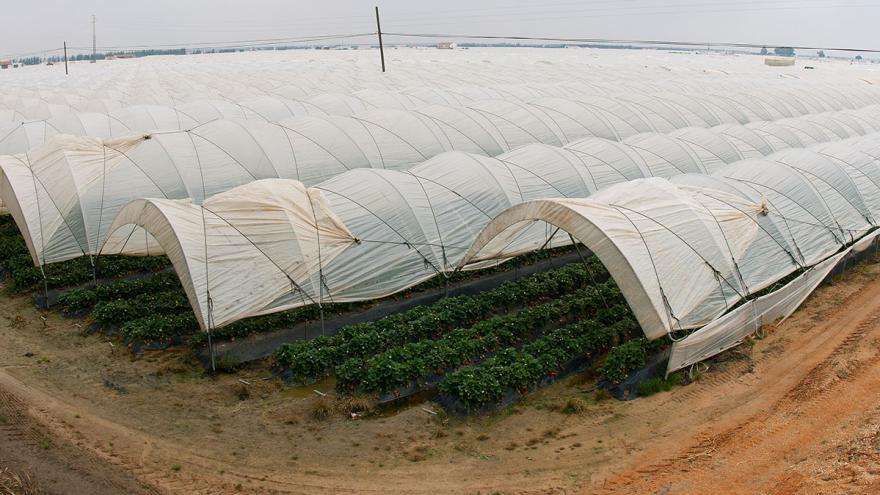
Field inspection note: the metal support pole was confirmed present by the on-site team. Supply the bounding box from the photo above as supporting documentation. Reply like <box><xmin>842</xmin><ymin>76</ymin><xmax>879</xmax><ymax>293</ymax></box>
<box><xmin>63</xmin><ymin>42</ymin><xmax>68</xmax><ymax>75</ymax></box>
<box><xmin>375</xmin><ymin>6</ymin><xmax>386</xmax><ymax>72</ymax></box>
<box><xmin>207</xmin><ymin>296</ymin><xmax>216</xmax><ymax>373</ymax></box>
<box><xmin>90</xmin><ymin>256</ymin><xmax>97</xmax><ymax>286</ymax></box>
<box><xmin>569</xmin><ymin>234</ymin><xmax>608</xmax><ymax>309</ymax></box>
<box><xmin>207</xmin><ymin>330</ymin><xmax>216</xmax><ymax>373</ymax></box>
<box><xmin>91</xmin><ymin>15</ymin><xmax>97</xmax><ymax>63</ymax></box>
<box><xmin>40</xmin><ymin>266</ymin><xmax>49</xmax><ymax>310</ymax></box>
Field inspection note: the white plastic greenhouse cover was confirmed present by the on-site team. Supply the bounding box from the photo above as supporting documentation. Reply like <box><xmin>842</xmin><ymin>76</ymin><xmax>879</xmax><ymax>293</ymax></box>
<box><xmin>4</xmin><ymin>48</ymin><xmax>880</xmax><ymax>337</ymax></box>
<box><xmin>6</xmin><ymin>48</ymin><xmax>880</xmax><ymax>123</ymax></box>
<box><xmin>6</xmin><ymin>77</ymin><xmax>878</xmax><ymax>156</ymax></box>
<box><xmin>462</xmin><ymin>136</ymin><xmax>880</xmax><ymax>343</ymax></box>
<box><xmin>99</xmin><ymin>123</ymin><xmax>880</xmax><ymax>331</ymax></box>
<box><xmin>665</xmin><ymin>247</ymin><xmax>850</xmax><ymax>374</ymax></box>
<box><xmin>6</xmin><ymin>96</ymin><xmax>878</xmax><ymax>267</ymax></box>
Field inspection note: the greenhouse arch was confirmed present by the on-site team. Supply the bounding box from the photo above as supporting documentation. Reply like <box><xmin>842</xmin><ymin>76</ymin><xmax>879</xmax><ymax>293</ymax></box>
<box><xmin>458</xmin><ymin>198</ymin><xmax>671</xmax><ymax>339</ymax></box>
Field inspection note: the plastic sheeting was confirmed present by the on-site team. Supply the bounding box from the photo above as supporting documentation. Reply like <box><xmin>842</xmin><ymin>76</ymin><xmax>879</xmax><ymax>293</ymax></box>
<box><xmin>4</xmin><ymin>48</ymin><xmax>880</xmax><ymax>125</ymax></box>
<box><xmin>7</xmin><ymin>108</ymin><xmax>878</xmax><ymax>267</ymax></box>
<box><xmin>102</xmin><ymin>180</ymin><xmax>355</xmax><ymax>330</ymax></box>
<box><xmin>99</xmin><ymin>129</ymin><xmax>880</xmax><ymax>331</ymax></box>
<box><xmin>664</xmin><ymin>231</ymin><xmax>879</xmax><ymax>374</ymax></box>
<box><xmin>5</xmin><ymin>85</ymin><xmax>878</xmax><ymax>157</ymax></box>
<box><xmin>462</xmin><ymin>135</ymin><xmax>880</xmax><ymax>340</ymax></box>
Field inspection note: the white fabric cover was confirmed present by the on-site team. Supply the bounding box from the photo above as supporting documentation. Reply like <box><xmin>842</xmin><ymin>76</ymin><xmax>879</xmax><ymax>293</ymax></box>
<box><xmin>462</xmin><ymin>135</ymin><xmax>880</xmax><ymax>339</ymax></box>
<box><xmin>6</xmin><ymin>108</ymin><xmax>877</xmax><ymax>267</ymax></box>
<box><xmin>666</xmin><ymin>247</ymin><xmax>850</xmax><ymax>374</ymax></box>
<box><xmin>99</xmin><ymin>130</ymin><xmax>880</xmax><ymax>331</ymax></box>
<box><xmin>102</xmin><ymin>180</ymin><xmax>354</xmax><ymax>329</ymax></box>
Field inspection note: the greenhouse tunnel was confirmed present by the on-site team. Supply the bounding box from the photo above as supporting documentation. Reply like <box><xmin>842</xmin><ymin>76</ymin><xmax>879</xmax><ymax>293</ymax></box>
<box><xmin>3</xmin><ymin>104</ymin><xmax>879</xmax><ymax>269</ymax></box>
<box><xmin>460</xmin><ymin>137</ymin><xmax>880</xmax><ymax>369</ymax></box>
<box><xmin>95</xmin><ymin>127</ymin><xmax>880</xmax><ymax>334</ymax></box>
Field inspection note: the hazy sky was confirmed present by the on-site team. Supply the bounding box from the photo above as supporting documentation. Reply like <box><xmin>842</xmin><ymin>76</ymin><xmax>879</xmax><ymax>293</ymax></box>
<box><xmin>2</xmin><ymin>0</ymin><xmax>877</xmax><ymax>57</ymax></box>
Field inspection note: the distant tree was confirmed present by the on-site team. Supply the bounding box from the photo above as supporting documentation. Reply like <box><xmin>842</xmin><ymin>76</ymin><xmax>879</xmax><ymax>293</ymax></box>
<box><xmin>817</xmin><ymin>50</ymin><xmax>825</xmax><ymax>58</ymax></box>
<box><xmin>760</xmin><ymin>47</ymin><xmax>768</xmax><ymax>55</ymax></box>
<box><xmin>855</xmin><ymin>55</ymin><xmax>864</xmax><ymax>61</ymax></box>
<box><xmin>15</xmin><ymin>56</ymin><xmax>42</xmax><ymax>66</ymax></box>
<box><xmin>774</xmin><ymin>46</ymin><xmax>795</xmax><ymax>57</ymax></box>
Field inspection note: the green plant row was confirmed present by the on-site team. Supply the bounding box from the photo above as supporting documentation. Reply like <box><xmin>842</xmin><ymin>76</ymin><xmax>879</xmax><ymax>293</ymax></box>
<box><xmin>0</xmin><ymin>215</ymin><xmax>172</xmax><ymax>291</ymax></box>
<box><xmin>3</xmin><ymin>252</ymin><xmax>170</xmax><ymax>291</ymax></box>
<box><xmin>118</xmin><ymin>302</ymin><xmax>366</xmax><ymax>345</ymax></box>
<box><xmin>334</xmin><ymin>283</ymin><xmax>624</xmax><ymax>395</ymax></box>
<box><xmin>599</xmin><ymin>337</ymin><xmax>667</xmax><ymax>384</ymax></box>
<box><xmin>0</xmin><ymin>215</ymin><xmax>20</xmax><ymax>237</ymax></box>
<box><xmin>93</xmin><ymin>290</ymin><xmax>192</xmax><ymax>327</ymax></box>
<box><xmin>119</xmin><ymin>312</ymin><xmax>198</xmax><ymax>342</ymax></box>
<box><xmin>187</xmin><ymin>304</ymin><xmax>344</xmax><ymax>346</ymax></box>
<box><xmin>274</xmin><ymin>259</ymin><xmax>610</xmax><ymax>379</ymax></box>
<box><xmin>77</xmin><ymin>246</ymin><xmax>593</xmax><ymax>344</ymax></box>
<box><xmin>438</xmin><ymin>310</ymin><xmax>636</xmax><ymax>408</ymax></box>
<box><xmin>57</xmin><ymin>271</ymin><xmax>183</xmax><ymax>313</ymax></box>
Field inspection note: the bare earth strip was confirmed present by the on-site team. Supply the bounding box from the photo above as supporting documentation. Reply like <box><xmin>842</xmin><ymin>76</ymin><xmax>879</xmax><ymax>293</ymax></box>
<box><xmin>1</xmin><ymin>258</ymin><xmax>879</xmax><ymax>494</ymax></box>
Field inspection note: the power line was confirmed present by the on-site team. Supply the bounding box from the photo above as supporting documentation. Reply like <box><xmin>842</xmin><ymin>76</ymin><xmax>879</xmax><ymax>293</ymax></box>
<box><xmin>82</xmin><ymin>32</ymin><xmax>375</xmax><ymax>51</ymax></box>
<box><xmin>377</xmin><ymin>0</ymin><xmax>874</xmax><ymax>23</ymax></box>
<box><xmin>383</xmin><ymin>32</ymin><xmax>880</xmax><ymax>53</ymax></box>
<box><xmin>3</xmin><ymin>28</ymin><xmax>879</xmax><ymax>62</ymax></box>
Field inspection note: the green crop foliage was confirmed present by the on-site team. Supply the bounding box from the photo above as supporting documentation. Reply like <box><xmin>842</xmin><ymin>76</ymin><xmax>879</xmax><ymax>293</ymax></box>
<box><xmin>119</xmin><ymin>312</ymin><xmax>198</xmax><ymax>342</ymax></box>
<box><xmin>275</xmin><ymin>259</ymin><xmax>611</xmax><ymax>380</ymax></box>
<box><xmin>335</xmin><ymin>284</ymin><xmax>626</xmax><ymax>395</ymax></box>
<box><xmin>439</xmin><ymin>312</ymin><xmax>636</xmax><ymax>408</ymax></box>
<box><xmin>636</xmin><ymin>372</ymin><xmax>683</xmax><ymax>397</ymax></box>
<box><xmin>0</xmin><ymin>215</ymin><xmax>171</xmax><ymax>291</ymax></box>
<box><xmin>599</xmin><ymin>337</ymin><xmax>667</xmax><ymax>384</ymax></box>
<box><xmin>93</xmin><ymin>290</ymin><xmax>191</xmax><ymax>327</ymax></box>
<box><xmin>57</xmin><ymin>271</ymin><xmax>183</xmax><ymax>313</ymax></box>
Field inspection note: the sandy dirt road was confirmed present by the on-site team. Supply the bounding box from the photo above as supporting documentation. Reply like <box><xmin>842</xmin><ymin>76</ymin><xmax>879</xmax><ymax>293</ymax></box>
<box><xmin>1</xmin><ymin>258</ymin><xmax>879</xmax><ymax>494</ymax></box>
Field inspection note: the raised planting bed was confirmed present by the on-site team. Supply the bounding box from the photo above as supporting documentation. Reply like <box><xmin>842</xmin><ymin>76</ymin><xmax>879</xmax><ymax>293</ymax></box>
<box><xmin>45</xmin><ymin>235</ymin><xmax>591</xmax><ymax>359</ymax></box>
<box><xmin>0</xmin><ymin>215</ymin><xmax>168</xmax><ymax>294</ymax></box>
<box><xmin>56</xmin><ymin>271</ymin><xmax>184</xmax><ymax>314</ymax></box>
<box><xmin>207</xmin><ymin>246</ymin><xmax>598</xmax><ymax>366</ymax></box>
<box><xmin>333</xmin><ymin>282</ymin><xmax>624</xmax><ymax>395</ymax></box>
<box><xmin>437</xmin><ymin>312</ymin><xmax>637</xmax><ymax>413</ymax></box>
<box><xmin>275</xmin><ymin>258</ymin><xmax>611</xmax><ymax>381</ymax></box>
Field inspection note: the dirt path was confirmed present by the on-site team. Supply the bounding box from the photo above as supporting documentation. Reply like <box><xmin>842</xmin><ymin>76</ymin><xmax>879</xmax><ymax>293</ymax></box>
<box><xmin>593</xmin><ymin>263</ymin><xmax>880</xmax><ymax>494</ymax></box>
<box><xmin>1</xmin><ymin>259</ymin><xmax>879</xmax><ymax>494</ymax></box>
<box><xmin>0</xmin><ymin>377</ymin><xmax>156</xmax><ymax>494</ymax></box>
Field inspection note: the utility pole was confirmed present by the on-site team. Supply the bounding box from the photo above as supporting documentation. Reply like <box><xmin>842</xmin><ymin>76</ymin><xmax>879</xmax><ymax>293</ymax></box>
<box><xmin>63</xmin><ymin>41</ymin><xmax>68</xmax><ymax>75</ymax></box>
<box><xmin>91</xmin><ymin>14</ymin><xmax>97</xmax><ymax>63</ymax></box>
<box><xmin>375</xmin><ymin>6</ymin><xmax>385</xmax><ymax>72</ymax></box>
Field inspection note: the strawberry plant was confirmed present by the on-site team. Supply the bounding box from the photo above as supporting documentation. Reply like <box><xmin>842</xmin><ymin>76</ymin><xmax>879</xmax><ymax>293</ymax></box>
<box><xmin>57</xmin><ymin>271</ymin><xmax>183</xmax><ymax>313</ymax></box>
<box><xmin>438</xmin><ymin>311</ymin><xmax>636</xmax><ymax>408</ymax></box>
<box><xmin>0</xmin><ymin>216</ymin><xmax>171</xmax><ymax>291</ymax></box>
<box><xmin>93</xmin><ymin>290</ymin><xmax>191</xmax><ymax>327</ymax></box>
<box><xmin>275</xmin><ymin>259</ymin><xmax>612</xmax><ymax>380</ymax></box>
<box><xmin>599</xmin><ymin>337</ymin><xmax>667</xmax><ymax>384</ymax></box>
<box><xmin>335</xmin><ymin>283</ymin><xmax>624</xmax><ymax>394</ymax></box>
<box><xmin>120</xmin><ymin>312</ymin><xmax>198</xmax><ymax>342</ymax></box>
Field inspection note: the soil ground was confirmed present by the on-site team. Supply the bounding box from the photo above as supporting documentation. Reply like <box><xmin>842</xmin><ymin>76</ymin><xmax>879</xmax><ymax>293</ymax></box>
<box><xmin>2</xmin><ymin>256</ymin><xmax>880</xmax><ymax>494</ymax></box>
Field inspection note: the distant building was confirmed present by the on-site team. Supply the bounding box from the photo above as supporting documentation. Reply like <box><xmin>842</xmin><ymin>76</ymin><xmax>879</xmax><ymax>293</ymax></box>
<box><xmin>764</xmin><ymin>56</ymin><xmax>795</xmax><ymax>67</ymax></box>
<box><xmin>0</xmin><ymin>60</ymin><xmax>12</xmax><ymax>69</ymax></box>
<box><xmin>437</xmin><ymin>42</ymin><xmax>457</xmax><ymax>50</ymax></box>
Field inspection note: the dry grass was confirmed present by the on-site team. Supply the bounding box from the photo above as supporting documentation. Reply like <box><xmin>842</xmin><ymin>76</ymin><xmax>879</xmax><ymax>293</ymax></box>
<box><xmin>335</xmin><ymin>395</ymin><xmax>376</xmax><ymax>416</ymax></box>
<box><xmin>310</xmin><ymin>397</ymin><xmax>334</xmax><ymax>421</ymax></box>
<box><xmin>0</xmin><ymin>467</ymin><xmax>41</xmax><ymax>495</ymax></box>
<box><xmin>562</xmin><ymin>397</ymin><xmax>589</xmax><ymax>414</ymax></box>
<box><xmin>404</xmin><ymin>444</ymin><xmax>430</xmax><ymax>462</ymax></box>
